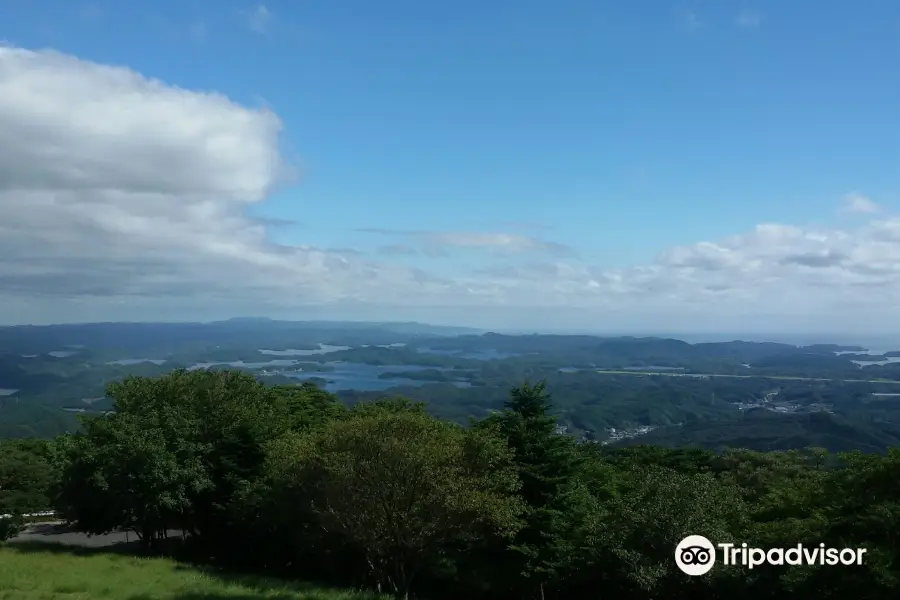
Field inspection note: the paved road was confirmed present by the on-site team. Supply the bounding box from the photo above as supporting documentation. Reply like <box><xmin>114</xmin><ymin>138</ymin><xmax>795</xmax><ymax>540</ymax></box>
<box><xmin>9</xmin><ymin>522</ymin><xmax>183</xmax><ymax>549</ymax></box>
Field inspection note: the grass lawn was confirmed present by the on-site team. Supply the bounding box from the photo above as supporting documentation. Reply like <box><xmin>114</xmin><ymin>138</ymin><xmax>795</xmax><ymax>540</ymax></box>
<box><xmin>0</xmin><ymin>543</ymin><xmax>385</xmax><ymax>600</ymax></box>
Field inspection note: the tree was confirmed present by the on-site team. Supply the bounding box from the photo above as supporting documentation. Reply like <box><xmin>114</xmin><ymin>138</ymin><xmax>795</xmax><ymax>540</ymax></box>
<box><xmin>479</xmin><ymin>381</ymin><xmax>584</xmax><ymax>599</ymax></box>
<box><xmin>0</xmin><ymin>438</ymin><xmax>55</xmax><ymax>515</ymax></box>
<box><xmin>792</xmin><ymin>448</ymin><xmax>900</xmax><ymax>598</ymax></box>
<box><xmin>54</xmin><ymin>412</ymin><xmax>207</xmax><ymax>551</ymax></box>
<box><xmin>580</xmin><ymin>465</ymin><xmax>749</xmax><ymax>600</ymax></box>
<box><xmin>266</xmin><ymin>400</ymin><xmax>524</xmax><ymax>599</ymax></box>
<box><xmin>0</xmin><ymin>438</ymin><xmax>54</xmax><ymax>541</ymax></box>
<box><xmin>271</xmin><ymin>382</ymin><xmax>348</xmax><ymax>432</ymax></box>
<box><xmin>54</xmin><ymin>369</ymin><xmax>300</xmax><ymax>556</ymax></box>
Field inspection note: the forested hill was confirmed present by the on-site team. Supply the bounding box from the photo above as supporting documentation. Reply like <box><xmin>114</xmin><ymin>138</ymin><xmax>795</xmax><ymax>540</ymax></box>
<box><xmin>2</xmin><ymin>321</ymin><xmax>900</xmax><ymax>452</ymax></box>
<box><xmin>0</xmin><ymin>319</ymin><xmax>480</xmax><ymax>354</ymax></box>
<box><xmin>616</xmin><ymin>410</ymin><xmax>900</xmax><ymax>454</ymax></box>
<box><xmin>418</xmin><ymin>332</ymin><xmax>865</xmax><ymax>361</ymax></box>
<box><xmin>1</xmin><ymin>372</ymin><xmax>898</xmax><ymax>600</ymax></box>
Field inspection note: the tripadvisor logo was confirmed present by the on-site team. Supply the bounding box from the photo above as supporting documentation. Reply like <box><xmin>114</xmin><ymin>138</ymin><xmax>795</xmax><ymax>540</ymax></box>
<box><xmin>674</xmin><ymin>535</ymin><xmax>867</xmax><ymax>576</ymax></box>
<box><xmin>676</xmin><ymin>535</ymin><xmax>717</xmax><ymax>576</ymax></box>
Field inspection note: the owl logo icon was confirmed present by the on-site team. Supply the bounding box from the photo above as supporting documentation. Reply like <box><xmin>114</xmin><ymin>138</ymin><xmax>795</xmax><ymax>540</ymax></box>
<box><xmin>675</xmin><ymin>535</ymin><xmax>716</xmax><ymax>575</ymax></box>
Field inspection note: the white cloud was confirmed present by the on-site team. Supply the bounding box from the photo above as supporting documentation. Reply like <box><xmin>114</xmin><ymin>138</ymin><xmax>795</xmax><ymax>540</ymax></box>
<box><xmin>359</xmin><ymin>229</ymin><xmax>576</xmax><ymax>258</ymax></box>
<box><xmin>498</xmin><ymin>221</ymin><xmax>555</xmax><ymax>232</ymax></box>
<box><xmin>377</xmin><ymin>244</ymin><xmax>420</xmax><ymax>257</ymax></box>
<box><xmin>0</xmin><ymin>46</ymin><xmax>446</xmax><ymax>311</ymax></box>
<box><xmin>244</xmin><ymin>4</ymin><xmax>271</xmax><ymax>34</ymax></box>
<box><xmin>3</xmin><ymin>46</ymin><xmax>900</xmax><ymax>333</ymax></box>
<box><xmin>841</xmin><ymin>192</ymin><xmax>882</xmax><ymax>214</ymax></box>
<box><xmin>464</xmin><ymin>216</ymin><xmax>900</xmax><ymax>331</ymax></box>
<box><xmin>736</xmin><ymin>9</ymin><xmax>762</xmax><ymax>28</ymax></box>
<box><xmin>429</xmin><ymin>232</ymin><xmax>572</xmax><ymax>255</ymax></box>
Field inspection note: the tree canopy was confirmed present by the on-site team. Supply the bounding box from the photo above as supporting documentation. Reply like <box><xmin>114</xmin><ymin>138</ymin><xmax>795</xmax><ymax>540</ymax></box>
<box><xmin>2</xmin><ymin>369</ymin><xmax>898</xmax><ymax>599</ymax></box>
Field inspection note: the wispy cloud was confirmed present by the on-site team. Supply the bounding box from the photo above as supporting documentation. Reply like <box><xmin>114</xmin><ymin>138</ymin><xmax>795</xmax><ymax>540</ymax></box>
<box><xmin>255</xmin><ymin>216</ymin><xmax>301</xmax><ymax>229</ymax></box>
<box><xmin>328</xmin><ymin>247</ymin><xmax>363</xmax><ymax>256</ymax></box>
<box><xmin>244</xmin><ymin>4</ymin><xmax>271</xmax><ymax>34</ymax></box>
<box><xmin>376</xmin><ymin>244</ymin><xmax>415</xmax><ymax>256</ymax></box>
<box><xmin>736</xmin><ymin>9</ymin><xmax>762</xmax><ymax>28</ymax></box>
<box><xmin>840</xmin><ymin>192</ymin><xmax>882</xmax><ymax>215</ymax></box>
<box><xmin>429</xmin><ymin>232</ymin><xmax>574</xmax><ymax>256</ymax></box>
<box><xmin>498</xmin><ymin>221</ymin><xmax>555</xmax><ymax>232</ymax></box>
<box><xmin>358</xmin><ymin>228</ymin><xmax>576</xmax><ymax>258</ymax></box>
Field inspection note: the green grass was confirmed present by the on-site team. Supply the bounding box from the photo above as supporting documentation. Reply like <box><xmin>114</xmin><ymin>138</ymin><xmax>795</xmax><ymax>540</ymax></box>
<box><xmin>0</xmin><ymin>544</ymin><xmax>386</xmax><ymax>600</ymax></box>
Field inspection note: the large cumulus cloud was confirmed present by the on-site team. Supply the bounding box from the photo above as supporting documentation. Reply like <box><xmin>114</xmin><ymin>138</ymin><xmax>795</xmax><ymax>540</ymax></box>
<box><xmin>0</xmin><ymin>46</ymin><xmax>453</xmax><ymax>311</ymax></box>
<box><xmin>1</xmin><ymin>46</ymin><xmax>898</xmax><ymax>331</ymax></box>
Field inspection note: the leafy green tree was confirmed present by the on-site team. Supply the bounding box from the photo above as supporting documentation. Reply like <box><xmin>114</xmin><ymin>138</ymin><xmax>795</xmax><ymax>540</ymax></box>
<box><xmin>271</xmin><ymin>382</ymin><xmax>348</xmax><ymax>432</ymax></box>
<box><xmin>54</xmin><ymin>412</ymin><xmax>207</xmax><ymax>550</ymax></box>
<box><xmin>790</xmin><ymin>448</ymin><xmax>900</xmax><ymax>598</ymax></box>
<box><xmin>266</xmin><ymin>400</ymin><xmax>524</xmax><ymax>599</ymax></box>
<box><xmin>0</xmin><ymin>438</ymin><xmax>56</xmax><ymax>541</ymax></box>
<box><xmin>53</xmin><ymin>370</ymin><xmax>304</xmax><ymax>553</ymax></box>
<box><xmin>0</xmin><ymin>438</ymin><xmax>55</xmax><ymax>515</ymax></box>
<box><xmin>478</xmin><ymin>381</ymin><xmax>584</xmax><ymax>599</ymax></box>
<box><xmin>585</xmin><ymin>466</ymin><xmax>748</xmax><ymax>599</ymax></box>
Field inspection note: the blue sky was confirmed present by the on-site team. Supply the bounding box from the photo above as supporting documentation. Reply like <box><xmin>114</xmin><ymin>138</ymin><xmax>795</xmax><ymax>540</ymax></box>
<box><xmin>2</xmin><ymin>1</ymin><xmax>900</xmax><ymax>334</ymax></box>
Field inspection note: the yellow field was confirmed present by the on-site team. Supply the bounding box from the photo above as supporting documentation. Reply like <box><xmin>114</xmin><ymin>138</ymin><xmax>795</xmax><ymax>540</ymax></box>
<box><xmin>0</xmin><ymin>544</ymin><xmax>384</xmax><ymax>600</ymax></box>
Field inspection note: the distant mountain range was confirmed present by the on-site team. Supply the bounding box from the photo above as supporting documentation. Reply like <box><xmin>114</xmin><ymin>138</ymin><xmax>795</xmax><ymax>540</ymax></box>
<box><xmin>4</xmin><ymin>322</ymin><xmax>900</xmax><ymax>452</ymax></box>
<box><xmin>0</xmin><ymin>319</ymin><xmax>482</xmax><ymax>354</ymax></box>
